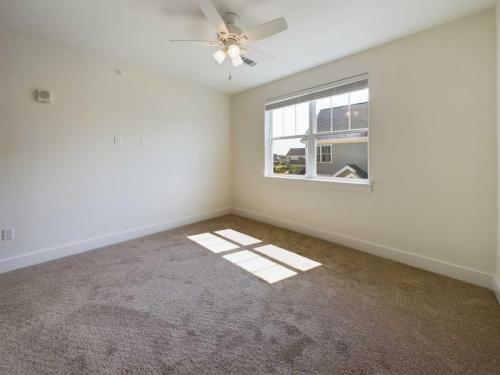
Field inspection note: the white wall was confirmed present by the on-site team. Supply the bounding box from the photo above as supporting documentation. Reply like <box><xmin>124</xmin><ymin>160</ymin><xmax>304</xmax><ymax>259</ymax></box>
<box><xmin>0</xmin><ymin>30</ymin><xmax>231</xmax><ymax>270</ymax></box>
<box><xmin>1</xmin><ymin>10</ymin><xmax>498</xmax><ymax>292</ymax></box>
<box><xmin>231</xmin><ymin>10</ymin><xmax>497</xmax><ymax>288</ymax></box>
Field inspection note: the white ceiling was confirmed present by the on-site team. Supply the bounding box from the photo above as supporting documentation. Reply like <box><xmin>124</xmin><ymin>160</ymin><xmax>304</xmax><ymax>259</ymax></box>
<box><xmin>0</xmin><ymin>0</ymin><xmax>495</xmax><ymax>94</ymax></box>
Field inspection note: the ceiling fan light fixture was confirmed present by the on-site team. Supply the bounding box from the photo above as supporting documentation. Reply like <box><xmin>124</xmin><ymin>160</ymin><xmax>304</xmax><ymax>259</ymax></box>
<box><xmin>212</xmin><ymin>49</ymin><xmax>226</xmax><ymax>64</ymax></box>
<box><xmin>171</xmin><ymin>0</ymin><xmax>287</xmax><ymax>78</ymax></box>
<box><xmin>232</xmin><ymin>56</ymin><xmax>244</xmax><ymax>67</ymax></box>
<box><xmin>227</xmin><ymin>44</ymin><xmax>241</xmax><ymax>59</ymax></box>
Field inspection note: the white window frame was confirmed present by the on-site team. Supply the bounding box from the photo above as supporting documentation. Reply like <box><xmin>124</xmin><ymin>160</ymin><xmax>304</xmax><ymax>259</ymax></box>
<box><xmin>317</xmin><ymin>144</ymin><xmax>332</xmax><ymax>164</ymax></box>
<box><xmin>264</xmin><ymin>74</ymin><xmax>371</xmax><ymax>192</ymax></box>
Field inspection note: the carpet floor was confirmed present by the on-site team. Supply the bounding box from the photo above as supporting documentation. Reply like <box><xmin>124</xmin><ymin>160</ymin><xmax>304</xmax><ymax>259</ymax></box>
<box><xmin>0</xmin><ymin>214</ymin><xmax>499</xmax><ymax>374</ymax></box>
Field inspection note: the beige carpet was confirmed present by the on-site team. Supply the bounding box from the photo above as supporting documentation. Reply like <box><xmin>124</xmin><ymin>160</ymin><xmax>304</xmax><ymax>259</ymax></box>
<box><xmin>0</xmin><ymin>214</ymin><xmax>499</xmax><ymax>374</ymax></box>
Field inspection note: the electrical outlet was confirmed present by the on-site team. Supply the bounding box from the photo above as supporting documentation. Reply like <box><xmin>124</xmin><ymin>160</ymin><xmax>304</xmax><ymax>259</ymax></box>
<box><xmin>1</xmin><ymin>228</ymin><xmax>15</xmax><ymax>241</ymax></box>
<box><xmin>113</xmin><ymin>136</ymin><xmax>122</xmax><ymax>145</ymax></box>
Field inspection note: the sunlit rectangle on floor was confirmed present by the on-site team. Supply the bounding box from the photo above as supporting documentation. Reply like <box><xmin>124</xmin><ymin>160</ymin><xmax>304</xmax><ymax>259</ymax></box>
<box><xmin>254</xmin><ymin>244</ymin><xmax>321</xmax><ymax>271</ymax></box>
<box><xmin>187</xmin><ymin>233</ymin><xmax>239</xmax><ymax>253</ymax></box>
<box><xmin>215</xmin><ymin>229</ymin><xmax>262</xmax><ymax>246</ymax></box>
<box><xmin>235</xmin><ymin>256</ymin><xmax>277</xmax><ymax>273</ymax></box>
<box><xmin>253</xmin><ymin>265</ymin><xmax>297</xmax><ymax>284</ymax></box>
<box><xmin>223</xmin><ymin>250</ymin><xmax>260</xmax><ymax>264</ymax></box>
<box><xmin>223</xmin><ymin>250</ymin><xmax>297</xmax><ymax>283</ymax></box>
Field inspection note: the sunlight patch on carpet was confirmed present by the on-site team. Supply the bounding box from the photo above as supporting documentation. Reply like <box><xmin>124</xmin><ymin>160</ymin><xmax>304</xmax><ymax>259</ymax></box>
<box><xmin>223</xmin><ymin>250</ymin><xmax>297</xmax><ymax>284</ymax></box>
<box><xmin>254</xmin><ymin>244</ymin><xmax>322</xmax><ymax>271</ymax></box>
<box><xmin>215</xmin><ymin>229</ymin><xmax>262</xmax><ymax>246</ymax></box>
<box><xmin>187</xmin><ymin>229</ymin><xmax>321</xmax><ymax>283</ymax></box>
<box><xmin>187</xmin><ymin>233</ymin><xmax>239</xmax><ymax>253</ymax></box>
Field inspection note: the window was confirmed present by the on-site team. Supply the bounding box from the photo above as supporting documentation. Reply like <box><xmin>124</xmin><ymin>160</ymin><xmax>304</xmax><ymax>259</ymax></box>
<box><xmin>269</xmin><ymin>102</ymin><xmax>309</xmax><ymax>176</ymax></box>
<box><xmin>317</xmin><ymin>145</ymin><xmax>332</xmax><ymax>163</ymax></box>
<box><xmin>265</xmin><ymin>75</ymin><xmax>369</xmax><ymax>183</ymax></box>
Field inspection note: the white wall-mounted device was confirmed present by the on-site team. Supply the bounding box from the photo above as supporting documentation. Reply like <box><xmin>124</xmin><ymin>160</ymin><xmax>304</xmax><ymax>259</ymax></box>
<box><xmin>1</xmin><ymin>227</ymin><xmax>15</xmax><ymax>241</ymax></box>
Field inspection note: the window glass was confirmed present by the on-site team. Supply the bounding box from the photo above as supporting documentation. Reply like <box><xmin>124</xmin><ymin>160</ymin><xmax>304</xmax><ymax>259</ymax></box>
<box><xmin>331</xmin><ymin>94</ymin><xmax>349</xmax><ymax>131</ymax></box>
<box><xmin>321</xmin><ymin>145</ymin><xmax>332</xmax><ymax>162</ymax></box>
<box><xmin>283</xmin><ymin>105</ymin><xmax>295</xmax><ymax>136</ymax></box>
<box><xmin>295</xmin><ymin>102</ymin><xmax>309</xmax><ymax>135</ymax></box>
<box><xmin>315</xmin><ymin>97</ymin><xmax>331</xmax><ymax>133</ymax></box>
<box><xmin>350</xmin><ymin>89</ymin><xmax>369</xmax><ymax>129</ymax></box>
<box><xmin>267</xmin><ymin>78</ymin><xmax>369</xmax><ymax>182</ymax></box>
<box><xmin>272</xmin><ymin>103</ymin><xmax>309</xmax><ymax>137</ymax></box>
<box><xmin>350</xmin><ymin>89</ymin><xmax>368</xmax><ymax>104</ymax></box>
<box><xmin>272</xmin><ymin>138</ymin><xmax>306</xmax><ymax>175</ymax></box>
<box><xmin>272</xmin><ymin>108</ymin><xmax>283</xmax><ymax>138</ymax></box>
<box><xmin>316</xmin><ymin>135</ymin><xmax>368</xmax><ymax>179</ymax></box>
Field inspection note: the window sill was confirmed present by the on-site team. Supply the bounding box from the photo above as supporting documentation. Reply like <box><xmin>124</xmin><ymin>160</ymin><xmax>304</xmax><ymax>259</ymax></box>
<box><xmin>263</xmin><ymin>174</ymin><xmax>373</xmax><ymax>192</ymax></box>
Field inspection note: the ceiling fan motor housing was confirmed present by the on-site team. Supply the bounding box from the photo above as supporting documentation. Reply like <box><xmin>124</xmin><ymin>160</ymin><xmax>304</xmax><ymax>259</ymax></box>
<box><xmin>220</xmin><ymin>12</ymin><xmax>244</xmax><ymax>45</ymax></box>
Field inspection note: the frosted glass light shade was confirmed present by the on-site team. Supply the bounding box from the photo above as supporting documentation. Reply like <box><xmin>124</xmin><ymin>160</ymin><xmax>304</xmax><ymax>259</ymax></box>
<box><xmin>212</xmin><ymin>50</ymin><xmax>226</xmax><ymax>64</ymax></box>
<box><xmin>232</xmin><ymin>56</ymin><xmax>244</xmax><ymax>67</ymax></box>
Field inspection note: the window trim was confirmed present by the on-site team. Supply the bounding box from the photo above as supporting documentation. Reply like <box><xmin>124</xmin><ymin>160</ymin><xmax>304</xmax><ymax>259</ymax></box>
<box><xmin>264</xmin><ymin>174</ymin><xmax>372</xmax><ymax>192</ymax></box>
<box><xmin>264</xmin><ymin>74</ymin><xmax>370</xmax><ymax>189</ymax></box>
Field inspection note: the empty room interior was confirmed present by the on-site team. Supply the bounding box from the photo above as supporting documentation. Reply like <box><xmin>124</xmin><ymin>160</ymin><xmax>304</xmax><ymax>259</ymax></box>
<box><xmin>1</xmin><ymin>0</ymin><xmax>500</xmax><ymax>373</ymax></box>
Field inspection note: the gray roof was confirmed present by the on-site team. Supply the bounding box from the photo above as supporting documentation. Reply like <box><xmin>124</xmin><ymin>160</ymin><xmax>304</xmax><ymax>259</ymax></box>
<box><xmin>337</xmin><ymin>164</ymin><xmax>368</xmax><ymax>179</ymax></box>
<box><xmin>286</xmin><ymin>148</ymin><xmax>305</xmax><ymax>156</ymax></box>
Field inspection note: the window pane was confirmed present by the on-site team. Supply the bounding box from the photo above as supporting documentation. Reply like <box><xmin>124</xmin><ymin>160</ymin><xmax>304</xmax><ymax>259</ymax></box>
<box><xmin>350</xmin><ymin>89</ymin><xmax>369</xmax><ymax>130</ymax></box>
<box><xmin>283</xmin><ymin>106</ymin><xmax>295</xmax><ymax>136</ymax></box>
<box><xmin>331</xmin><ymin>93</ymin><xmax>349</xmax><ymax>131</ymax></box>
<box><xmin>273</xmin><ymin>104</ymin><xmax>309</xmax><ymax>138</ymax></box>
<box><xmin>351</xmin><ymin>102</ymin><xmax>368</xmax><ymax>129</ymax></box>
<box><xmin>315</xmin><ymin>133</ymin><xmax>368</xmax><ymax>179</ymax></box>
<box><xmin>272</xmin><ymin>138</ymin><xmax>306</xmax><ymax>175</ymax></box>
<box><xmin>272</xmin><ymin>108</ymin><xmax>283</xmax><ymax>138</ymax></box>
<box><xmin>315</xmin><ymin>97</ymin><xmax>331</xmax><ymax>133</ymax></box>
<box><xmin>349</xmin><ymin>88</ymin><xmax>368</xmax><ymax>104</ymax></box>
<box><xmin>295</xmin><ymin>102</ymin><xmax>309</xmax><ymax>135</ymax></box>
<box><xmin>332</xmin><ymin>93</ymin><xmax>349</xmax><ymax>107</ymax></box>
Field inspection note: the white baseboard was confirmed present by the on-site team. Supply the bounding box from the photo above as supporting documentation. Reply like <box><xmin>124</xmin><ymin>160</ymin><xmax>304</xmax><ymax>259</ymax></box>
<box><xmin>232</xmin><ymin>207</ymin><xmax>495</xmax><ymax>291</ymax></box>
<box><xmin>2</xmin><ymin>205</ymin><xmax>497</xmax><ymax>297</ymax></box>
<box><xmin>494</xmin><ymin>276</ymin><xmax>500</xmax><ymax>305</ymax></box>
<box><xmin>0</xmin><ymin>208</ymin><xmax>231</xmax><ymax>274</ymax></box>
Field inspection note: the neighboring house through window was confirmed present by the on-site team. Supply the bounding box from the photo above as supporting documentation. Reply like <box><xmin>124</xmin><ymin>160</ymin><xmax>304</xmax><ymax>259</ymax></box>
<box><xmin>265</xmin><ymin>75</ymin><xmax>369</xmax><ymax>182</ymax></box>
<box><xmin>333</xmin><ymin>164</ymin><xmax>368</xmax><ymax>179</ymax></box>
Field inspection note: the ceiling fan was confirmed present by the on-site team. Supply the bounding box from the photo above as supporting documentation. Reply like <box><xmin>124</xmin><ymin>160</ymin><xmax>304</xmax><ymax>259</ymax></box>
<box><xmin>170</xmin><ymin>0</ymin><xmax>288</xmax><ymax>70</ymax></box>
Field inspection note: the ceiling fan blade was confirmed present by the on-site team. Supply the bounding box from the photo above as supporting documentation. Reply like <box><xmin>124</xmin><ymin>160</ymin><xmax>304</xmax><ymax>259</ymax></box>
<box><xmin>194</xmin><ymin>0</ymin><xmax>229</xmax><ymax>34</ymax></box>
<box><xmin>241</xmin><ymin>17</ymin><xmax>288</xmax><ymax>43</ymax></box>
<box><xmin>242</xmin><ymin>46</ymin><xmax>275</xmax><ymax>63</ymax></box>
<box><xmin>170</xmin><ymin>40</ymin><xmax>219</xmax><ymax>47</ymax></box>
